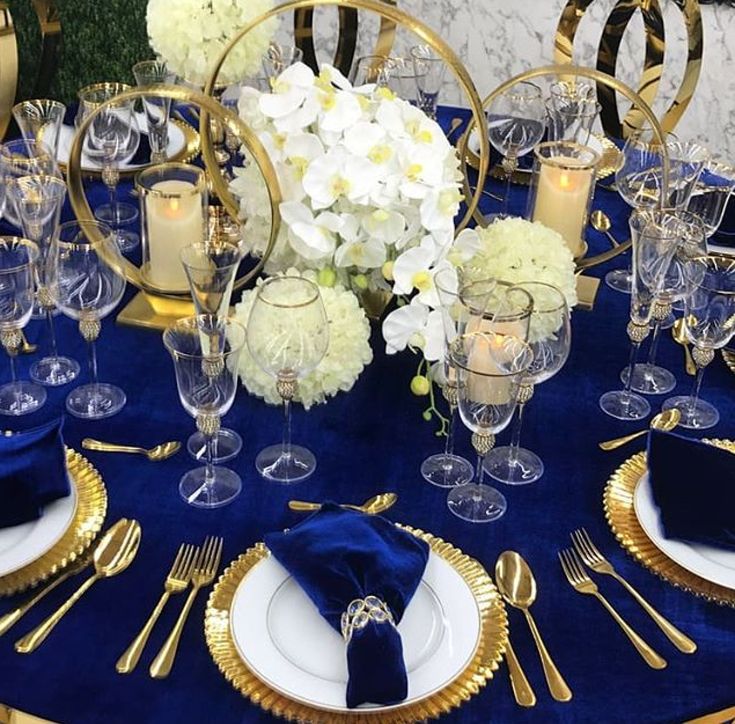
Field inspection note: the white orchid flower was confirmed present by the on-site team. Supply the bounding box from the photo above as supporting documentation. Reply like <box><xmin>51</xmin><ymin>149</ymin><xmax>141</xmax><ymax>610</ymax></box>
<box><xmin>382</xmin><ymin>299</ymin><xmax>444</xmax><ymax>361</ymax></box>
<box><xmin>277</xmin><ymin>133</ymin><xmax>325</xmax><ymax>201</ymax></box>
<box><xmin>447</xmin><ymin>227</ymin><xmax>482</xmax><ymax>266</ymax></box>
<box><xmin>280</xmin><ymin>201</ymin><xmax>342</xmax><ymax>262</ymax></box>
<box><xmin>259</xmin><ymin>62</ymin><xmax>315</xmax><ymax>120</ymax></box>
<box><xmin>361</xmin><ymin>208</ymin><xmax>405</xmax><ymax>244</ymax></box>
<box><xmin>396</xmin><ymin>144</ymin><xmax>447</xmax><ymax>200</ymax></box>
<box><xmin>392</xmin><ymin>236</ymin><xmax>442</xmax><ymax>301</ymax></box>
<box><xmin>420</xmin><ymin>183</ymin><xmax>463</xmax><ymax>232</ymax></box>
<box><xmin>303</xmin><ymin>147</ymin><xmax>379</xmax><ymax>209</ymax></box>
<box><xmin>316</xmin><ymin>88</ymin><xmax>362</xmax><ymax>134</ymax></box>
<box><xmin>334</xmin><ymin>236</ymin><xmax>386</xmax><ymax>269</ymax></box>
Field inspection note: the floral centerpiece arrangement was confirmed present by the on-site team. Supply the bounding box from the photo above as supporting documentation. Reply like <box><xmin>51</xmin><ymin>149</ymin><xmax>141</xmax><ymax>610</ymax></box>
<box><xmin>146</xmin><ymin>0</ymin><xmax>276</xmax><ymax>86</ymax></box>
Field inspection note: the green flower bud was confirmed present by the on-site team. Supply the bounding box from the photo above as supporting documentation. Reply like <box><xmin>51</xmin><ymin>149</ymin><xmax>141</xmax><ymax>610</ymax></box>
<box><xmin>317</xmin><ymin>267</ymin><xmax>337</xmax><ymax>288</ymax></box>
<box><xmin>411</xmin><ymin>375</ymin><xmax>431</xmax><ymax>396</ymax></box>
<box><xmin>353</xmin><ymin>273</ymin><xmax>369</xmax><ymax>291</ymax></box>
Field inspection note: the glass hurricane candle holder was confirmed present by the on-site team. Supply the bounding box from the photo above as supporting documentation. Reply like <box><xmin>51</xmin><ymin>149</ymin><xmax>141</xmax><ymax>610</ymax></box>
<box><xmin>137</xmin><ymin>163</ymin><xmax>208</xmax><ymax>294</ymax></box>
<box><xmin>527</xmin><ymin>141</ymin><xmax>600</xmax><ymax>259</ymax></box>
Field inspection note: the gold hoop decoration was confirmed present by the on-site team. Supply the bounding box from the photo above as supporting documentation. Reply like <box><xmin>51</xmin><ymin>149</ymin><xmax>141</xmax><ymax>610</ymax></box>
<box><xmin>202</xmin><ymin>0</ymin><xmax>489</xmax><ymax>235</ymax></box>
<box><xmin>66</xmin><ymin>85</ymin><xmax>281</xmax><ymax>297</ymax></box>
<box><xmin>294</xmin><ymin>0</ymin><xmax>397</xmax><ymax>77</ymax></box>
<box><xmin>554</xmin><ymin>0</ymin><xmax>702</xmax><ymax>139</ymax></box>
<box><xmin>457</xmin><ymin>64</ymin><xmax>669</xmax><ymax>272</ymax></box>
<box><xmin>0</xmin><ymin>2</ymin><xmax>18</xmax><ymax>140</ymax></box>
<box><xmin>31</xmin><ymin>0</ymin><xmax>61</xmax><ymax>96</ymax></box>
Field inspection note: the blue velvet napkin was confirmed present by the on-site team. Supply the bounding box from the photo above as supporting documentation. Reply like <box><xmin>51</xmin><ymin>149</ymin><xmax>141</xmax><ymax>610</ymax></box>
<box><xmin>0</xmin><ymin>418</ymin><xmax>71</xmax><ymax>529</ymax></box>
<box><xmin>264</xmin><ymin>504</ymin><xmax>430</xmax><ymax>708</ymax></box>
<box><xmin>648</xmin><ymin>429</ymin><xmax>735</xmax><ymax>549</ymax></box>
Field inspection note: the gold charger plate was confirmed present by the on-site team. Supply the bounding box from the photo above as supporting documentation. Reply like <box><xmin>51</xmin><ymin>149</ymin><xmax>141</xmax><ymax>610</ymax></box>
<box><xmin>58</xmin><ymin>119</ymin><xmax>200</xmax><ymax>179</ymax></box>
<box><xmin>722</xmin><ymin>348</ymin><xmax>735</xmax><ymax>376</ymax></box>
<box><xmin>604</xmin><ymin>439</ymin><xmax>735</xmax><ymax>607</ymax></box>
<box><xmin>0</xmin><ymin>449</ymin><xmax>107</xmax><ymax>597</ymax></box>
<box><xmin>463</xmin><ymin>130</ymin><xmax>620</xmax><ymax>184</ymax></box>
<box><xmin>205</xmin><ymin>525</ymin><xmax>507</xmax><ymax>723</ymax></box>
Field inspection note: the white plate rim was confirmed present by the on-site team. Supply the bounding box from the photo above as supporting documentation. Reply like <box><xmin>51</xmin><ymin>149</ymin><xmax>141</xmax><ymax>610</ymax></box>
<box><xmin>228</xmin><ymin>548</ymin><xmax>482</xmax><ymax>714</ymax></box>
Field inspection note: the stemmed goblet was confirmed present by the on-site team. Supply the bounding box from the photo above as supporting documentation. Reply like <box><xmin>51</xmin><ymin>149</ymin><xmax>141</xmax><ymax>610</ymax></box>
<box><xmin>688</xmin><ymin>161</ymin><xmax>735</xmax><ymax>241</ymax></box>
<box><xmin>487</xmin><ymin>81</ymin><xmax>546</xmax><ymax>219</ymax></box>
<box><xmin>180</xmin><ymin>240</ymin><xmax>244</xmax><ymax>464</ymax></box>
<box><xmin>133</xmin><ymin>60</ymin><xmax>176</xmax><ymax>165</ymax></box>
<box><xmin>247</xmin><ymin>276</ymin><xmax>329</xmax><ymax>483</ymax></box>
<box><xmin>163</xmin><ymin>315</ymin><xmax>246</xmax><ymax>508</ymax></box>
<box><xmin>350</xmin><ymin>55</ymin><xmax>395</xmax><ymax>87</ymax></box>
<box><xmin>409</xmin><ymin>45</ymin><xmax>446</xmax><ymax>120</ymax></box>
<box><xmin>7</xmin><ymin>174</ymin><xmax>80</xmax><ymax>386</ymax></box>
<box><xmin>262</xmin><ymin>43</ymin><xmax>304</xmax><ymax>82</ymax></box>
<box><xmin>484</xmin><ymin>282</ymin><xmax>571</xmax><ymax>485</ymax></box>
<box><xmin>662</xmin><ymin>255</ymin><xmax>735</xmax><ymax>429</ymax></box>
<box><xmin>12</xmin><ymin>99</ymin><xmax>66</xmax><ymax>159</ymax></box>
<box><xmin>0</xmin><ymin>237</ymin><xmax>45</xmax><ymax>415</ymax></box>
<box><xmin>46</xmin><ymin>220</ymin><xmax>127</xmax><ymax>419</ymax></box>
<box><xmin>447</xmin><ymin>330</ymin><xmax>532</xmax><ymax>523</ymax></box>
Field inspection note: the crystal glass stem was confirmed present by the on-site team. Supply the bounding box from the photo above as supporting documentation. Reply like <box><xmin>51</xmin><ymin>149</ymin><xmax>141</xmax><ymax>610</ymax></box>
<box><xmin>45</xmin><ymin>308</ymin><xmax>59</xmax><ymax>358</ymax></box>
<box><xmin>507</xmin><ymin>401</ymin><xmax>526</xmax><ymax>466</ymax></box>
<box><xmin>444</xmin><ymin>402</ymin><xmax>459</xmax><ymax>460</ymax></box>
<box><xmin>204</xmin><ymin>430</ymin><xmax>216</xmax><ymax>497</ymax></box>
<box><xmin>282</xmin><ymin>397</ymin><xmax>292</xmax><ymax>461</ymax></box>
<box><xmin>645</xmin><ymin>319</ymin><xmax>662</xmax><ymax>368</ymax></box>
<box><xmin>687</xmin><ymin>359</ymin><xmax>708</xmax><ymax>416</ymax></box>
<box><xmin>87</xmin><ymin>338</ymin><xmax>98</xmax><ymax>386</ymax></box>
<box><xmin>623</xmin><ymin>340</ymin><xmax>641</xmax><ymax>397</ymax></box>
<box><xmin>102</xmin><ymin>162</ymin><xmax>119</xmax><ymax>215</ymax></box>
<box><xmin>8</xmin><ymin>350</ymin><xmax>17</xmax><ymax>385</ymax></box>
<box><xmin>501</xmin><ymin>150</ymin><xmax>517</xmax><ymax>217</ymax></box>
<box><xmin>472</xmin><ymin>432</ymin><xmax>495</xmax><ymax>485</ymax></box>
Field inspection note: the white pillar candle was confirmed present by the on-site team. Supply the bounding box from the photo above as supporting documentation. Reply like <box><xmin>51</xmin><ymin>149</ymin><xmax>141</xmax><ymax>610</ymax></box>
<box><xmin>145</xmin><ymin>179</ymin><xmax>204</xmax><ymax>291</ymax></box>
<box><xmin>532</xmin><ymin>159</ymin><xmax>593</xmax><ymax>258</ymax></box>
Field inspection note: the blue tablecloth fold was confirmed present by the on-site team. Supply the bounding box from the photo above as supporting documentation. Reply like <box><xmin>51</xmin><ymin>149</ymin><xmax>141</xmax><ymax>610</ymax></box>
<box><xmin>264</xmin><ymin>503</ymin><xmax>430</xmax><ymax>708</ymax></box>
<box><xmin>0</xmin><ymin>417</ymin><xmax>71</xmax><ymax>528</ymax></box>
<box><xmin>648</xmin><ymin>429</ymin><xmax>735</xmax><ymax>549</ymax></box>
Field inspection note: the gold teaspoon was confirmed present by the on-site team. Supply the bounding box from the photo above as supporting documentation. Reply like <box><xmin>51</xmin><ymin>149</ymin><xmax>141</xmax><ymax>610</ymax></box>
<box><xmin>590</xmin><ymin>210</ymin><xmax>620</xmax><ymax>248</ymax></box>
<box><xmin>288</xmin><ymin>492</ymin><xmax>397</xmax><ymax>515</ymax></box>
<box><xmin>82</xmin><ymin>438</ymin><xmax>181</xmax><ymax>461</ymax></box>
<box><xmin>598</xmin><ymin>408</ymin><xmax>681</xmax><ymax>451</ymax></box>
<box><xmin>672</xmin><ymin>318</ymin><xmax>697</xmax><ymax>376</ymax></box>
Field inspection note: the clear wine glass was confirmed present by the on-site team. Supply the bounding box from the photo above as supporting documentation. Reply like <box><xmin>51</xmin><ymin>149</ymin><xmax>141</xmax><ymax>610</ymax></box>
<box><xmin>599</xmin><ymin>208</ymin><xmax>686</xmax><ymax>420</ymax></box>
<box><xmin>688</xmin><ymin>161</ymin><xmax>735</xmax><ymax>240</ymax></box>
<box><xmin>262</xmin><ymin>43</ymin><xmax>304</xmax><ymax>82</ymax></box>
<box><xmin>485</xmin><ymin>282</ymin><xmax>571</xmax><ymax>485</ymax></box>
<box><xmin>180</xmin><ymin>240</ymin><xmax>244</xmax><ymax>465</ymax></box>
<box><xmin>247</xmin><ymin>276</ymin><xmax>329</xmax><ymax>483</ymax></box>
<box><xmin>78</xmin><ymin>83</ymin><xmax>141</xmax><ymax>253</ymax></box>
<box><xmin>7</xmin><ymin>174</ymin><xmax>80</xmax><ymax>387</ymax></box>
<box><xmin>0</xmin><ymin>237</ymin><xmax>45</xmax><ymax>416</ymax></box>
<box><xmin>486</xmin><ymin>81</ymin><xmax>546</xmax><ymax>219</ymax></box>
<box><xmin>447</xmin><ymin>330</ymin><xmax>532</xmax><ymax>523</ymax></box>
<box><xmin>386</xmin><ymin>56</ymin><xmax>425</xmax><ymax>106</ymax></box>
<box><xmin>163</xmin><ymin>314</ymin><xmax>246</xmax><ymax>508</ymax></box>
<box><xmin>409</xmin><ymin>45</ymin><xmax>446</xmax><ymax>119</ymax></box>
<box><xmin>663</xmin><ymin>254</ymin><xmax>735</xmax><ymax>429</ymax></box>
<box><xmin>47</xmin><ymin>220</ymin><xmax>127</xmax><ymax>419</ymax></box>
<box><xmin>12</xmin><ymin>99</ymin><xmax>66</xmax><ymax>159</ymax></box>
<box><xmin>350</xmin><ymin>55</ymin><xmax>395</xmax><ymax>87</ymax></box>
<box><xmin>132</xmin><ymin>59</ymin><xmax>175</xmax><ymax>165</ymax></box>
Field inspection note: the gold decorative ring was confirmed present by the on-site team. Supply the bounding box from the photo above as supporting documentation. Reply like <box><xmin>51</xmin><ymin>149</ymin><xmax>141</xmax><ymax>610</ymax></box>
<box><xmin>66</xmin><ymin>85</ymin><xmax>282</xmax><ymax>294</ymax></box>
<box><xmin>201</xmin><ymin>0</ymin><xmax>489</xmax><ymax>235</ymax></box>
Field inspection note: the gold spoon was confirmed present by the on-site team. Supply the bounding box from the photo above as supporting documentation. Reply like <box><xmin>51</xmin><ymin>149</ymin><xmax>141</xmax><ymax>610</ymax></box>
<box><xmin>672</xmin><ymin>318</ymin><xmax>697</xmax><ymax>376</ymax></box>
<box><xmin>598</xmin><ymin>408</ymin><xmax>681</xmax><ymax>451</ymax></box>
<box><xmin>288</xmin><ymin>492</ymin><xmax>397</xmax><ymax>515</ymax></box>
<box><xmin>15</xmin><ymin>519</ymin><xmax>141</xmax><ymax>653</ymax></box>
<box><xmin>590</xmin><ymin>210</ymin><xmax>619</xmax><ymax>248</ymax></box>
<box><xmin>82</xmin><ymin>438</ymin><xmax>181</xmax><ymax>461</ymax></box>
<box><xmin>18</xmin><ymin>331</ymin><xmax>37</xmax><ymax>355</ymax></box>
<box><xmin>447</xmin><ymin>117</ymin><xmax>463</xmax><ymax>142</ymax></box>
<box><xmin>496</xmin><ymin>551</ymin><xmax>572</xmax><ymax>703</ymax></box>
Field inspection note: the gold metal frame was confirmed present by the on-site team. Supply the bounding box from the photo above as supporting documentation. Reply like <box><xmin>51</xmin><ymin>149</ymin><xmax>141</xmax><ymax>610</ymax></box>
<box><xmin>604</xmin><ymin>440</ymin><xmax>735</xmax><ymax>607</ymax></box>
<box><xmin>205</xmin><ymin>525</ymin><xmax>508</xmax><ymax>722</ymax></box>
<box><xmin>201</xmin><ymin>0</ymin><xmax>489</xmax><ymax>235</ymax></box>
<box><xmin>66</xmin><ymin>85</ymin><xmax>282</xmax><ymax>297</ymax></box>
<box><xmin>554</xmin><ymin>0</ymin><xmax>702</xmax><ymax>139</ymax></box>
<box><xmin>458</xmin><ymin>64</ymin><xmax>669</xmax><ymax>272</ymax></box>
<box><xmin>0</xmin><ymin>2</ymin><xmax>18</xmax><ymax>140</ymax></box>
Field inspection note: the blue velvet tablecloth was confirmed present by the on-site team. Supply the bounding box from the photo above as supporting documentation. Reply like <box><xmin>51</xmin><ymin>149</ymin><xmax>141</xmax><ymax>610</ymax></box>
<box><xmin>0</xmin><ymin>107</ymin><xmax>734</xmax><ymax>724</ymax></box>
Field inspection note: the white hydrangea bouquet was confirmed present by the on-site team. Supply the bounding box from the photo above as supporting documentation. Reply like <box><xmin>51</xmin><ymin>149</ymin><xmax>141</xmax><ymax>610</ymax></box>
<box><xmin>146</xmin><ymin>0</ymin><xmax>277</xmax><ymax>86</ymax></box>
<box><xmin>229</xmin><ymin>61</ymin><xmax>463</xmax><ymax>292</ymax></box>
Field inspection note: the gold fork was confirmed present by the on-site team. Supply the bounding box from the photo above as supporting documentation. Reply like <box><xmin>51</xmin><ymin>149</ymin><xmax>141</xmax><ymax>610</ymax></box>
<box><xmin>149</xmin><ymin>535</ymin><xmax>223</xmax><ymax>679</ymax></box>
<box><xmin>571</xmin><ymin>528</ymin><xmax>696</xmax><ymax>654</ymax></box>
<box><xmin>116</xmin><ymin>543</ymin><xmax>197</xmax><ymax>674</ymax></box>
<box><xmin>558</xmin><ymin>548</ymin><xmax>667</xmax><ymax>670</ymax></box>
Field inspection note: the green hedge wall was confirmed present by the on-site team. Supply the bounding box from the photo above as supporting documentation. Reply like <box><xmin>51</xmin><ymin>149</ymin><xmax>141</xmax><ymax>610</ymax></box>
<box><xmin>9</xmin><ymin>0</ymin><xmax>151</xmax><ymax>103</ymax></box>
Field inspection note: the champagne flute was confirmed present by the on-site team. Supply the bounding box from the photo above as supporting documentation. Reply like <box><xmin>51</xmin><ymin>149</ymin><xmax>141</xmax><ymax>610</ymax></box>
<box><xmin>247</xmin><ymin>276</ymin><xmax>329</xmax><ymax>483</ymax></box>
<box><xmin>484</xmin><ymin>282</ymin><xmax>571</xmax><ymax>485</ymax></box>
<box><xmin>163</xmin><ymin>315</ymin><xmax>246</xmax><ymax>507</ymax></box>
<box><xmin>46</xmin><ymin>220</ymin><xmax>127</xmax><ymax>419</ymax></box>
<box><xmin>132</xmin><ymin>59</ymin><xmax>175</xmax><ymax>165</ymax></box>
<box><xmin>350</xmin><ymin>55</ymin><xmax>395</xmax><ymax>87</ymax></box>
<box><xmin>447</xmin><ymin>330</ymin><xmax>532</xmax><ymax>523</ymax></box>
<box><xmin>180</xmin><ymin>240</ymin><xmax>244</xmax><ymax>464</ymax></box>
<box><xmin>409</xmin><ymin>45</ymin><xmax>446</xmax><ymax>119</ymax></box>
<box><xmin>663</xmin><ymin>255</ymin><xmax>735</xmax><ymax>429</ymax></box>
<box><xmin>0</xmin><ymin>237</ymin><xmax>45</xmax><ymax>415</ymax></box>
<box><xmin>7</xmin><ymin>174</ymin><xmax>80</xmax><ymax>386</ymax></box>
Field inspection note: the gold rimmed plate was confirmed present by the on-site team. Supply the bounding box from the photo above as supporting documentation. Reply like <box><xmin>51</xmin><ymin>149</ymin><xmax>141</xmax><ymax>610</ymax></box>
<box><xmin>604</xmin><ymin>439</ymin><xmax>735</xmax><ymax>607</ymax></box>
<box><xmin>57</xmin><ymin>118</ymin><xmax>200</xmax><ymax>178</ymax></box>
<box><xmin>205</xmin><ymin>525</ymin><xmax>507</xmax><ymax>722</ymax></box>
<box><xmin>0</xmin><ymin>449</ymin><xmax>107</xmax><ymax>597</ymax></box>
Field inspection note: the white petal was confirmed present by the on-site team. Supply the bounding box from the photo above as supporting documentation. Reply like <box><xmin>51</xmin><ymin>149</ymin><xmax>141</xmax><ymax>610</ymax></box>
<box><xmin>382</xmin><ymin>302</ymin><xmax>429</xmax><ymax>354</ymax></box>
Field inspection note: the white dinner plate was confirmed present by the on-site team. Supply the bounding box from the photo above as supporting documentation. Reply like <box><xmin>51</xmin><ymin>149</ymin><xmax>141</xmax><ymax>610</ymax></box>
<box><xmin>634</xmin><ymin>470</ymin><xmax>735</xmax><ymax>590</ymax></box>
<box><xmin>230</xmin><ymin>549</ymin><xmax>481</xmax><ymax>713</ymax></box>
<box><xmin>0</xmin><ymin>478</ymin><xmax>77</xmax><ymax>577</ymax></box>
<box><xmin>466</xmin><ymin>126</ymin><xmax>605</xmax><ymax>161</ymax></box>
<box><xmin>57</xmin><ymin>114</ymin><xmax>186</xmax><ymax>172</ymax></box>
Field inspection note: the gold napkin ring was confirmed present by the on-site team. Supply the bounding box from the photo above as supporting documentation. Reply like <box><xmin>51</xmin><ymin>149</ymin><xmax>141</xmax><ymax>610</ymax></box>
<box><xmin>340</xmin><ymin>595</ymin><xmax>395</xmax><ymax>644</ymax></box>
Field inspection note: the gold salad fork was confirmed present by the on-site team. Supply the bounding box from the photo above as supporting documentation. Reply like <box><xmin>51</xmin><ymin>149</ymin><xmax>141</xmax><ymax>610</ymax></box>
<box><xmin>571</xmin><ymin>529</ymin><xmax>696</xmax><ymax>654</ymax></box>
<box><xmin>149</xmin><ymin>536</ymin><xmax>223</xmax><ymax>679</ymax></box>
<box><xmin>558</xmin><ymin>548</ymin><xmax>667</xmax><ymax>670</ymax></box>
<box><xmin>116</xmin><ymin>543</ymin><xmax>197</xmax><ymax>674</ymax></box>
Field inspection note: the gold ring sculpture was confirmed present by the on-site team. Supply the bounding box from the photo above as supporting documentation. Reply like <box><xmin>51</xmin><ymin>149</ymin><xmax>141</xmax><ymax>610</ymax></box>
<box><xmin>201</xmin><ymin>0</ymin><xmax>489</xmax><ymax>236</ymax></box>
<box><xmin>457</xmin><ymin>64</ymin><xmax>669</xmax><ymax>273</ymax></box>
<box><xmin>0</xmin><ymin>2</ymin><xmax>18</xmax><ymax>139</ymax></box>
<box><xmin>554</xmin><ymin>0</ymin><xmax>702</xmax><ymax>139</ymax></box>
<box><xmin>66</xmin><ymin>85</ymin><xmax>282</xmax><ymax>329</ymax></box>
<box><xmin>294</xmin><ymin>0</ymin><xmax>397</xmax><ymax>77</ymax></box>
